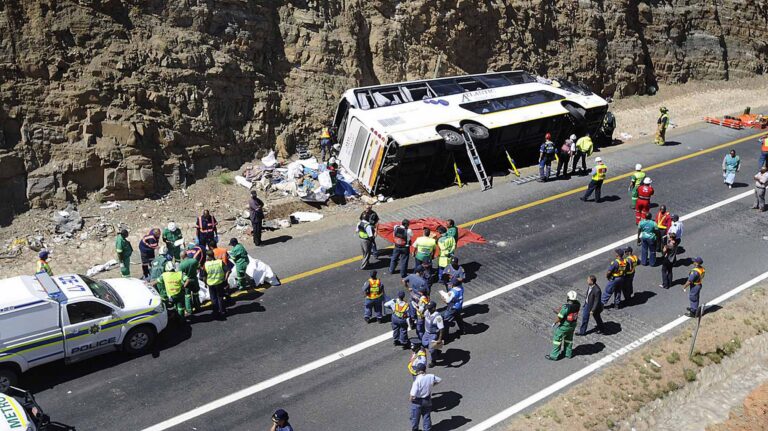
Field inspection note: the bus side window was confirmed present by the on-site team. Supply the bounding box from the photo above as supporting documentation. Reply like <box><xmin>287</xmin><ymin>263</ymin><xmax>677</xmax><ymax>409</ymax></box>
<box><xmin>356</xmin><ymin>92</ymin><xmax>372</xmax><ymax>110</ymax></box>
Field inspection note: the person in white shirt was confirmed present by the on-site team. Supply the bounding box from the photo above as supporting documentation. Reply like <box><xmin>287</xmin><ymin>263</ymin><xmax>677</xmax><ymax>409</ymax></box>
<box><xmin>422</xmin><ymin>302</ymin><xmax>444</xmax><ymax>367</ymax></box>
<box><xmin>409</xmin><ymin>363</ymin><xmax>441</xmax><ymax>431</ymax></box>
<box><xmin>668</xmin><ymin>214</ymin><xmax>683</xmax><ymax>245</ymax></box>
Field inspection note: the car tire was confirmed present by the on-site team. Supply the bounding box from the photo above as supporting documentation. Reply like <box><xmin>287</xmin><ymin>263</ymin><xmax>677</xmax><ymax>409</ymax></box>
<box><xmin>438</xmin><ymin>129</ymin><xmax>464</xmax><ymax>148</ymax></box>
<box><xmin>463</xmin><ymin>124</ymin><xmax>490</xmax><ymax>140</ymax></box>
<box><xmin>0</xmin><ymin>366</ymin><xmax>19</xmax><ymax>394</ymax></box>
<box><xmin>123</xmin><ymin>326</ymin><xmax>156</xmax><ymax>355</ymax></box>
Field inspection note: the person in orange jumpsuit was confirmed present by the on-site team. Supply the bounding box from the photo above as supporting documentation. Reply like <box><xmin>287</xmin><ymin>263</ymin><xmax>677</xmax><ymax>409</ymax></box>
<box><xmin>634</xmin><ymin>177</ymin><xmax>654</xmax><ymax>224</ymax></box>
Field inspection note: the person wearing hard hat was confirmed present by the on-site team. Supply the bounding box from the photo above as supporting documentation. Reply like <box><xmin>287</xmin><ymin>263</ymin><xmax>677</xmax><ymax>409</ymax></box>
<box><xmin>538</xmin><ymin>132</ymin><xmax>557</xmax><ymax>182</ymax></box>
<box><xmin>655</xmin><ymin>107</ymin><xmax>670</xmax><ymax>146</ymax></box>
<box><xmin>634</xmin><ymin>177</ymin><xmax>654</xmax><ymax>224</ymax></box>
<box><xmin>580</xmin><ymin>157</ymin><xmax>607</xmax><ymax>202</ymax></box>
<box><xmin>628</xmin><ymin>164</ymin><xmax>646</xmax><ymax>208</ymax></box>
<box><xmin>546</xmin><ymin>290</ymin><xmax>581</xmax><ymax>360</ymax></box>
<box><xmin>36</xmin><ymin>250</ymin><xmax>52</xmax><ymax>276</ymax></box>
<box><xmin>162</xmin><ymin>222</ymin><xmax>183</xmax><ymax>262</ymax></box>
<box><xmin>557</xmin><ymin>134</ymin><xmax>576</xmax><ymax>177</ymax></box>
<box><xmin>155</xmin><ymin>261</ymin><xmax>185</xmax><ymax>317</ymax></box>
<box><xmin>682</xmin><ymin>257</ymin><xmax>705</xmax><ymax>317</ymax></box>
<box><xmin>148</xmin><ymin>246</ymin><xmax>172</xmax><ymax>286</ymax></box>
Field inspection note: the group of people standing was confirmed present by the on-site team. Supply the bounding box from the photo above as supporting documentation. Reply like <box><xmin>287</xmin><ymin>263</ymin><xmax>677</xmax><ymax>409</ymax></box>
<box><xmin>538</xmin><ymin>132</ymin><xmax>595</xmax><ymax>182</ymax></box>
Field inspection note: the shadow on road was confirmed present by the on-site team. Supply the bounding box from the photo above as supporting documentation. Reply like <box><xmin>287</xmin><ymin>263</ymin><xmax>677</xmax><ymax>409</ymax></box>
<box><xmin>573</xmin><ymin>341</ymin><xmax>605</xmax><ymax>357</ymax></box>
<box><xmin>462</xmin><ymin>303</ymin><xmax>489</xmax><ymax>318</ymax></box>
<box><xmin>600</xmin><ymin>321</ymin><xmax>622</xmax><ymax>336</ymax></box>
<box><xmin>674</xmin><ymin>257</ymin><xmax>693</xmax><ymax>268</ymax></box>
<box><xmin>262</xmin><ymin>235</ymin><xmax>292</xmax><ymax>245</ymax></box>
<box><xmin>432</xmin><ymin>415</ymin><xmax>472</xmax><ymax>431</ymax></box>
<box><xmin>463</xmin><ymin>322</ymin><xmax>489</xmax><ymax>336</ymax></box>
<box><xmin>731</xmin><ymin>182</ymin><xmax>749</xmax><ymax>188</ymax></box>
<box><xmin>432</xmin><ymin>391</ymin><xmax>462</xmax><ymax>412</ymax></box>
<box><xmin>599</xmin><ymin>195</ymin><xmax>621</xmax><ymax>202</ymax></box>
<box><xmin>441</xmin><ymin>348</ymin><xmax>470</xmax><ymax>368</ymax></box>
<box><xmin>462</xmin><ymin>261</ymin><xmax>482</xmax><ymax>283</ymax></box>
<box><xmin>664</xmin><ymin>141</ymin><xmax>682</xmax><ymax>146</ymax></box>
<box><xmin>626</xmin><ymin>290</ymin><xmax>656</xmax><ymax>307</ymax></box>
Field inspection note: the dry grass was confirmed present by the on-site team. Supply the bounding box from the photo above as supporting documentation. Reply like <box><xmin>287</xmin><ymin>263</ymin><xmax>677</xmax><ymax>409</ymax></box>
<box><xmin>506</xmin><ymin>286</ymin><xmax>768</xmax><ymax>431</ymax></box>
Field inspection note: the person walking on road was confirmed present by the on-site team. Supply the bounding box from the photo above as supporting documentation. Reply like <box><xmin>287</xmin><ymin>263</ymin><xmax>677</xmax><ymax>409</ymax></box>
<box><xmin>360</xmin><ymin>204</ymin><xmax>380</xmax><ymax>258</ymax></box>
<box><xmin>409</xmin><ymin>363</ymin><xmax>441</xmax><ymax>431</ymax></box>
<box><xmin>577</xmin><ymin>276</ymin><xmax>604</xmax><ymax>336</ymax></box>
<box><xmin>682</xmin><ymin>257</ymin><xmax>705</xmax><ymax>317</ymax></box>
<box><xmin>655</xmin><ymin>107</ymin><xmax>670</xmax><ymax>146</ymax></box>
<box><xmin>546</xmin><ymin>290</ymin><xmax>580</xmax><ymax>360</ymax></box>
<box><xmin>628</xmin><ymin>164</ymin><xmax>646</xmax><ymax>208</ymax></box>
<box><xmin>357</xmin><ymin>218</ymin><xmax>376</xmax><ymax>270</ymax></box>
<box><xmin>436</xmin><ymin>226</ymin><xmax>456</xmax><ymax>281</ymax></box>
<box><xmin>660</xmin><ymin>232</ymin><xmax>679</xmax><ymax>289</ymax></box>
<box><xmin>422</xmin><ymin>301</ymin><xmax>444</xmax><ymax>367</ymax></box>
<box><xmin>413</xmin><ymin>228</ymin><xmax>437</xmax><ymax>271</ymax></box>
<box><xmin>195</xmin><ymin>210</ymin><xmax>218</xmax><ymax>253</ymax></box>
<box><xmin>572</xmin><ymin>134</ymin><xmax>594</xmax><ymax>174</ymax></box>
<box><xmin>655</xmin><ymin>205</ymin><xmax>672</xmax><ymax>252</ymax></box>
<box><xmin>390</xmin><ymin>219</ymin><xmax>413</xmax><ymax>277</ymax></box>
<box><xmin>363</xmin><ymin>270</ymin><xmax>384</xmax><ymax>323</ymax></box>
<box><xmin>623</xmin><ymin>246</ymin><xmax>638</xmax><ymax>302</ymax></box>
<box><xmin>538</xmin><ymin>132</ymin><xmax>557</xmax><ymax>182</ymax></box>
<box><xmin>580</xmin><ymin>157</ymin><xmax>607</xmax><ymax>203</ymax></box>
<box><xmin>753</xmin><ymin>166</ymin><xmax>768</xmax><ymax>211</ymax></box>
<box><xmin>557</xmin><ymin>134</ymin><xmax>575</xmax><ymax>177</ymax></box>
<box><xmin>407</xmin><ymin>342</ymin><xmax>428</xmax><ymax>380</ymax></box>
<box><xmin>385</xmin><ymin>291</ymin><xmax>411</xmax><ymax>348</ymax></box>
<box><xmin>637</xmin><ymin>213</ymin><xmax>657</xmax><ymax>266</ymax></box>
<box><xmin>162</xmin><ymin>222</ymin><xmax>183</xmax><ymax>262</ymax></box>
<box><xmin>270</xmin><ymin>408</ymin><xmax>294</xmax><ymax>431</ymax></box>
<box><xmin>116</xmin><ymin>229</ymin><xmax>133</xmax><ymax>277</ymax></box>
<box><xmin>722</xmin><ymin>149</ymin><xmax>741</xmax><ymax>189</ymax></box>
<box><xmin>634</xmin><ymin>177</ymin><xmax>654</xmax><ymax>224</ymax></box>
<box><xmin>601</xmin><ymin>248</ymin><xmax>627</xmax><ymax>309</ymax></box>
<box><xmin>248</xmin><ymin>191</ymin><xmax>265</xmax><ymax>246</ymax></box>
<box><xmin>441</xmin><ymin>279</ymin><xmax>467</xmax><ymax>340</ymax></box>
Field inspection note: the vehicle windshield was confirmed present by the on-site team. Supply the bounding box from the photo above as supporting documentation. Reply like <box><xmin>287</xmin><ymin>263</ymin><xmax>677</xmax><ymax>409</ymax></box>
<box><xmin>78</xmin><ymin>274</ymin><xmax>124</xmax><ymax>308</ymax></box>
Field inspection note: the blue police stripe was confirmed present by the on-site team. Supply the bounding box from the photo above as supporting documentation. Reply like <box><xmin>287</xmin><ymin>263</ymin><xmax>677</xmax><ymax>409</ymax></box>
<box><xmin>0</xmin><ymin>335</ymin><xmax>65</xmax><ymax>356</ymax></box>
<box><xmin>29</xmin><ymin>350</ymin><xmax>65</xmax><ymax>363</ymax></box>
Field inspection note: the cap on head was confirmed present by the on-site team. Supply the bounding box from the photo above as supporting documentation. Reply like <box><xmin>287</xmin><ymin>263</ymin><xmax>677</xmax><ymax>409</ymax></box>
<box><xmin>229</xmin><ymin>238</ymin><xmax>238</xmax><ymax>246</ymax></box>
<box><xmin>427</xmin><ymin>301</ymin><xmax>437</xmax><ymax>309</ymax></box>
<box><xmin>625</xmin><ymin>246</ymin><xmax>633</xmax><ymax>253</ymax></box>
<box><xmin>410</xmin><ymin>339</ymin><xmax>422</xmax><ymax>351</ymax></box>
<box><xmin>164</xmin><ymin>261</ymin><xmax>175</xmax><ymax>272</ymax></box>
<box><xmin>398</xmin><ymin>290</ymin><xmax>406</xmax><ymax>300</ymax></box>
<box><xmin>39</xmin><ymin>250</ymin><xmax>49</xmax><ymax>259</ymax></box>
<box><xmin>567</xmin><ymin>290</ymin><xmax>578</xmax><ymax>301</ymax></box>
<box><xmin>671</xmin><ymin>214</ymin><xmax>679</xmax><ymax>221</ymax></box>
<box><xmin>595</xmin><ymin>157</ymin><xmax>603</xmax><ymax>163</ymax></box>
<box><xmin>120</xmin><ymin>229</ymin><xmax>129</xmax><ymax>237</ymax></box>
<box><xmin>413</xmin><ymin>363</ymin><xmax>427</xmax><ymax>372</ymax></box>
<box><xmin>615</xmin><ymin>248</ymin><xmax>625</xmax><ymax>257</ymax></box>
<box><xmin>643</xmin><ymin>177</ymin><xmax>652</xmax><ymax>184</ymax></box>
<box><xmin>694</xmin><ymin>257</ymin><xmax>703</xmax><ymax>264</ymax></box>
<box><xmin>635</xmin><ymin>163</ymin><xmax>642</xmax><ymax>171</ymax></box>
<box><xmin>660</xmin><ymin>106</ymin><xmax>668</xmax><ymax>112</ymax></box>
<box><xmin>273</xmin><ymin>409</ymin><xmax>289</xmax><ymax>421</ymax></box>
<box><xmin>437</xmin><ymin>226</ymin><xmax>447</xmax><ymax>234</ymax></box>
<box><xmin>250</xmin><ymin>190</ymin><xmax>258</xmax><ymax>197</ymax></box>
<box><xmin>451</xmin><ymin>256</ymin><xmax>459</xmax><ymax>265</ymax></box>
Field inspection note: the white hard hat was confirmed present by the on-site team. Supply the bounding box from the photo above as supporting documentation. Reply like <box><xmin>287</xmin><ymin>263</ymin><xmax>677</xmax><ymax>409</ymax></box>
<box><xmin>168</xmin><ymin>222</ymin><xmax>176</xmax><ymax>231</ymax></box>
<box><xmin>595</xmin><ymin>157</ymin><xmax>603</xmax><ymax>163</ymax></box>
<box><xmin>567</xmin><ymin>290</ymin><xmax>578</xmax><ymax>301</ymax></box>
<box><xmin>164</xmin><ymin>261</ymin><xmax>175</xmax><ymax>272</ymax></box>
<box><xmin>635</xmin><ymin>164</ymin><xmax>642</xmax><ymax>171</ymax></box>
<box><xmin>643</xmin><ymin>177</ymin><xmax>652</xmax><ymax>184</ymax></box>
<box><xmin>570</xmin><ymin>134</ymin><xmax>577</xmax><ymax>140</ymax></box>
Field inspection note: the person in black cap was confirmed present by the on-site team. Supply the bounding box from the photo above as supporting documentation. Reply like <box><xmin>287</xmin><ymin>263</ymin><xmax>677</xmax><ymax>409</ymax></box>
<box><xmin>270</xmin><ymin>408</ymin><xmax>293</xmax><ymax>431</ymax></box>
<box><xmin>683</xmin><ymin>257</ymin><xmax>705</xmax><ymax>317</ymax></box>
<box><xmin>601</xmin><ymin>248</ymin><xmax>627</xmax><ymax>309</ymax></box>
<box><xmin>362</xmin><ymin>270</ymin><xmax>384</xmax><ymax>323</ymax></box>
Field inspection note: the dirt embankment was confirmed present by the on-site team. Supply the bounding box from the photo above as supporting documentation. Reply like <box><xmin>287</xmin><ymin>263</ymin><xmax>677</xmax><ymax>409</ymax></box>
<box><xmin>506</xmin><ymin>285</ymin><xmax>768</xmax><ymax>431</ymax></box>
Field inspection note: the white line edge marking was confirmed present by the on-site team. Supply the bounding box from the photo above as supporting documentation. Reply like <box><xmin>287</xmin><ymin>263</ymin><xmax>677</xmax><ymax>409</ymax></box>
<box><xmin>142</xmin><ymin>190</ymin><xmax>752</xmax><ymax>431</ymax></box>
<box><xmin>466</xmin><ymin>270</ymin><xmax>768</xmax><ymax>431</ymax></box>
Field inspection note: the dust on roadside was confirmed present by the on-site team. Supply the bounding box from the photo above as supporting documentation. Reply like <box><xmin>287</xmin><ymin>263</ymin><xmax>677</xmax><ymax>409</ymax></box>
<box><xmin>505</xmin><ymin>285</ymin><xmax>768</xmax><ymax>431</ymax></box>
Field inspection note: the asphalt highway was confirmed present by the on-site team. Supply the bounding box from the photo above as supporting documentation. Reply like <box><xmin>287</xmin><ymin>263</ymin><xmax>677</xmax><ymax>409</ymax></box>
<box><xmin>27</xmin><ymin>123</ymin><xmax>768</xmax><ymax>431</ymax></box>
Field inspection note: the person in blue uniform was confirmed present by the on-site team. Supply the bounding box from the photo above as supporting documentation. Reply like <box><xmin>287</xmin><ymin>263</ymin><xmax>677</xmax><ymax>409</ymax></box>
<box><xmin>601</xmin><ymin>248</ymin><xmax>627</xmax><ymax>309</ymax></box>
<box><xmin>385</xmin><ymin>291</ymin><xmax>411</xmax><ymax>348</ymax></box>
<box><xmin>362</xmin><ymin>271</ymin><xmax>384</xmax><ymax>323</ymax></box>
<box><xmin>682</xmin><ymin>257</ymin><xmax>706</xmax><ymax>317</ymax></box>
<box><xmin>421</xmin><ymin>301</ymin><xmax>444</xmax><ymax>367</ymax></box>
<box><xmin>441</xmin><ymin>280</ymin><xmax>467</xmax><ymax>339</ymax></box>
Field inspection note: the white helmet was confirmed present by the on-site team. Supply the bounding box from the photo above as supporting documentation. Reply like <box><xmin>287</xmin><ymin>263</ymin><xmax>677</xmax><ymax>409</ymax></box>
<box><xmin>595</xmin><ymin>157</ymin><xmax>603</xmax><ymax>163</ymax></box>
<box><xmin>635</xmin><ymin>164</ymin><xmax>642</xmax><ymax>171</ymax></box>
<box><xmin>168</xmin><ymin>222</ymin><xmax>177</xmax><ymax>231</ymax></box>
<box><xmin>643</xmin><ymin>177</ymin><xmax>652</xmax><ymax>184</ymax></box>
<box><xmin>164</xmin><ymin>261</ymin><xmax>175</xmax><ymax>272</ymax></box>
<box><xmin>567</xmin><ymin>290</ymin><xmax>578</xmax><ymax>301</ymax></box>
<box><xmin>570</xmin><ymin>134</ymin><xmax>577</xmax><ymax>141</ymax></box>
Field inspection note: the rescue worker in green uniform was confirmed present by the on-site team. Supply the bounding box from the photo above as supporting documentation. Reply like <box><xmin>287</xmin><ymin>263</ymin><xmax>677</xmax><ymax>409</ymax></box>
<box><xmin>628</xmin><ymin>164</ymin><xmax>646</xmax><ymax>208</ymax></box>
<box><xmin>546</xmin><ymin>290</ymin><xmax>580</xmax><ymax>361</ymax></box>
<box><xmin>179</xmin><ymin>253</ymin><xmax>200</xmax><ymax>315</ymax></box>
<box><xmin>436</xmin><ymin>226</ymin><xmax>456</xmax><ymax>282</ymax></box>
<box><xmin>148</xmin><ymin>247</ymin><xmax>171</xmax><ymax>286</ymax></box>
<box><xmin>445</xmin><ymin>219</ymin><xmax>459</xmax><ymax>243</ymax></box>
<box><xmin>155</xmin><ymin>262</ymin><xmax>186</xmax><ymax>318</ymax></box>
<box><xmin>655</xmin><ymin>107</ymin><xmax>670</xmax><ymax>146</ymax></box>
<box><xmin>162</xmin><ymin>222</ymin><xmax>184</xmax><ymax>262</ymax></box>
<box><xmin>115</xmin><ymin>229</ymin><xmax>133</xmax><ymax>277</ymax></box>
<box><xmin>229</xmin><ymin>238</ymin><xmax>250</xmax><ymax>290</ymax></box>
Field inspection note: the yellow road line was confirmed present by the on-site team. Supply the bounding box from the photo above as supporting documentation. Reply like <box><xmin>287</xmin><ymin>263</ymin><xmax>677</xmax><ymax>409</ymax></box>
<box><xmin>240</xmin><ymin>130</ymin><xmax>768</xmax><ymax>290</ymax></box>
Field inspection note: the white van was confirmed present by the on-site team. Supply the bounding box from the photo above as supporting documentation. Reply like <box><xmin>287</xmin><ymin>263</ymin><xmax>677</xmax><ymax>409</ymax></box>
<box><xmin>0</xmin><ymin>273</ymin><xmax>168</xmax><ymax>392</ymax></box>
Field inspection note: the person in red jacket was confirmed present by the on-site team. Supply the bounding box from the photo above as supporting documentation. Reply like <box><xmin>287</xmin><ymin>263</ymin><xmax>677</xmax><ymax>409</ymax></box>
<box><xmin>634</xmin><ymin>177</ymin><xmax>654</xmax><ymax>224</ymax></box>
<box><xmin>655</xmin><ymin>205</ymin><xmax>672</xmax><ymax>252</ymax></box>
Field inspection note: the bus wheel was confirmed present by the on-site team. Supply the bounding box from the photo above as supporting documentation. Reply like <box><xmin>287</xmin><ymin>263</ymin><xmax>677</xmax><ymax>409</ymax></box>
<box><xmin>439</xmin><ymin>129</ymin><xmax>464</xmax><ymax>148</ymax></box>
<box><xmin>463</xmin><ymin>123</ymin><xmax>490</xmax><ymax>140</ymax></box>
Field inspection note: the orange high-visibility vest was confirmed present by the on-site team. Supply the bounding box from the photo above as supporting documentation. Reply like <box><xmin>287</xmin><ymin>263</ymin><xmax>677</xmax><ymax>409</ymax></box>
<box><xmin>690</xmin><ymin>267</ymin><xmax>705</xmax><ymax>285</ymax></box>
<box><xmin>610</xmin><ymin>258</ymin><xmax>627</xmax><ymax>278</ymax></box>
<box><xmin>366</xmin><ymin>279</ymin><xmax>383</xmax><ymax>299</ymax></box>
<box><xmin>656</xmin><ymin>211</ymin><xmax>670</xmax><ymax>230</ymax></box>
<box><xmin>393</xmin><ymin>301</ymin><xmax>409</xmax><ymax>318</ymax></box>
<box><xmin>761</xmin><ymin>137</ymin><xmax>768</xmax><ymax>153</ymax></box>
<box><xmin>625</xmin><ymin>255</ymin><xmax>638</xmax><ymax>275</ymax></box>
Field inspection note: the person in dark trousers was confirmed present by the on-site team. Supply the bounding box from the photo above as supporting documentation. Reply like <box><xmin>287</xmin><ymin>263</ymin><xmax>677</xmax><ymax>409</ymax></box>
<box><xmin>580</xmin><ymin>157</ymin><xmax>607</xmax><ymax>202</ymax></box>
<box><xmin>682</xmin><ymin>257</ymin><xmax>705</xmax><ymax>317</ymax></box>
<box><xmin>248</xmin><ymin>190</ymin><xmax>265</xmax><ymax>246</ymax></box>
<box><xmin>390</xmin><ymin>219</ymin><xmax>413</xmax><ymax>277</ymax></box>
<box><xmin>138</xmin><ymin>228</ymin><xmax>160</xmax><ymax>279</ymax></box>
<box><xmin>538</xmin><ymin>132</ymin><xmax>557</xmax><ymax>182</ymax></box>
<box><xmin>577</xmin><ymin>275</ymin><xmax>604</xmax><ymax>335</ymax></box>
<box><xmin>195</xmin><ymin>210</ymin><xmax>218</xmax><ymax>253</ymax></box>
<box><xmin>359</xmin><ymin>204</ymin><xmax>380</xmax><ymax>258</ymax></box>
<box><xmin>557</xmin><ymin>134</ymin><xmax>575</xmax><ymax>177</ymax></box>
<box><xmin>660</xmin><ymin>232</ymin><xmax>679</xmax><ymax>289</ymax></box>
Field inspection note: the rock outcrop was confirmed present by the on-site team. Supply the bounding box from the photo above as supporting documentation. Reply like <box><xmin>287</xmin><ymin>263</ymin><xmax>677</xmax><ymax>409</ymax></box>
<box><xmin>0</xmin><ymin>0</ymin><xmax>766</xmax><ymax>221</ymax></box>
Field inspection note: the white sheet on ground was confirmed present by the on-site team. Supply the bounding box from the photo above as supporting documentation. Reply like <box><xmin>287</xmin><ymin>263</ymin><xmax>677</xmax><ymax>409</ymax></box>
<box><xmin>291</xmin><ymin>212</ymin><xmax>323</xmax><ymax>222</ymax></box>
<box><xmin>235</xmin><ymin>175</ymin><xmax>253</xmax><ymax>189</ymax></box>
<box><xmin>226</xmin><ymin>255</ymin><xmax>281</xmax><ymax>289</ymax></box>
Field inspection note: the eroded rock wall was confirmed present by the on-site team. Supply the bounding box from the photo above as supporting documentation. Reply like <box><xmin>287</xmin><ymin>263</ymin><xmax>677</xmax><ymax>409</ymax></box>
<box><xmin>0</xmin><ymin>0</ymin><xmax>766</xmax><ymax>219</ymax></box>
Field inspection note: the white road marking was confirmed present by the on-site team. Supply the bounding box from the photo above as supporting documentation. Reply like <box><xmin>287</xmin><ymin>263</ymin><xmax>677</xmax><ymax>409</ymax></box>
<box><xmin>143</xmin><ymin>190</ymin><xmax>752</xmax><ymax>431</ymax></box>
<box><xmin>467</xmin><ymin>269</ymin><xmax>768</xmax><ymax>431</ymax></box>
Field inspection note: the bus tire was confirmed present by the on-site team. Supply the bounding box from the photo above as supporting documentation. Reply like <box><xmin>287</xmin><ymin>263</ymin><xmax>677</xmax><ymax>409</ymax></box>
<box><xmin>463</xmin><ymin>123</ymin><xmax>490</xmax><ymax>140</ymax></box>
<box><xmin>0</xmin><ymin>365</ymin><xmax>19</xmax><ymax>394</ymax></box>
<box><xmin>123</xmin><ymin>325</ymin><xmax>156</xmax><ymax>355</ymax></box>
<box><xmin>438</xmin><ymin>129</ymin><xmax>464</xmax><ymax>148</ymax></box>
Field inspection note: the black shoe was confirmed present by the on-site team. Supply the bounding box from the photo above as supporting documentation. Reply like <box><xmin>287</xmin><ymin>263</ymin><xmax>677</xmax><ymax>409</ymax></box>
<box><xmin>377</xmin><ymin>317</ymin><xmax>384</xmax><ymax>323</ymax></box>
<box><xmin>402</xmin><ymin>343</ymin><xmax>411</xmax><ymax>350</ymax></box>
<box><xmin>428</xmin><ymin>361</ymin><xmax>436</xmax><ymax>367</ymax></box>
<box><xmin>364</xmin><ymin>317</ymin><xmax>371</xmax><ymax>323</ymax></box>
<box><xmin>579</xmin><ymin>197</ymin><xmax>586</xmax><ymax>202</ymax></box>
<box><xmin>575</xmin><ymin>332</ymin><xmax>586</xmax><ymax>337</ymax></box>
<box><xmin>393</xmin><ymin>340</ymin><xmax>401</xmax><ymax>346</ymax></box>
<box><xmin>685</xmin><ymin>311</ymin><xmax>696</xmax><ymax>317</ymax></box>
<box><xmin>544</xmin><ymin>354</ymin><xmax>558</xmax><ymax>361</ymax></box>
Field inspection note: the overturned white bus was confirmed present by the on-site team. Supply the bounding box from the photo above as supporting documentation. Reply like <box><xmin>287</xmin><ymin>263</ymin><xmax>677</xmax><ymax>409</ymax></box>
<box><xmin>332</xmin><ymin>70</ymin><xmax>609</xmax><ymax>195</ymax></box>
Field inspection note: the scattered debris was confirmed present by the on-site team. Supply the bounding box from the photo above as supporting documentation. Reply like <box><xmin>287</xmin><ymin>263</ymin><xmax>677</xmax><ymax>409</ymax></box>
<box><xmin>290</xmin><ymin>212</ymin><xmax>323</xmax><ymax>223</ymax></box>
<box><xmin>52</xmin><ymin>205</ymin><xmax>84</xmax><ymax>234</ymax></box>
<box><xmin>620</xmin><ymin>132</ymin><xmax>633</xmax><ymax>141</ymax></box>
<box><xmin>100</xmin><ymin>202</ymin><xmax>121</xmax><ymax>210</ymax></box>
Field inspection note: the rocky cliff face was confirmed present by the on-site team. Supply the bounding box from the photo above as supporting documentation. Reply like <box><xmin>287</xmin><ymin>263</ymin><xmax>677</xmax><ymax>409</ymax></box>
<box><xmin>0</xmin><ymin>0</ymin><xmax>766</xmax><ymax>221</ymax></box>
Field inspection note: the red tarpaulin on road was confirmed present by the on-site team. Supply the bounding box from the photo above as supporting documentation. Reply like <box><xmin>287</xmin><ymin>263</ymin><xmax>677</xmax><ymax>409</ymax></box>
<box><xmin>378</xmin><ymin>218</ymin><xmax>486</xmax><ymax>253</ymax></box>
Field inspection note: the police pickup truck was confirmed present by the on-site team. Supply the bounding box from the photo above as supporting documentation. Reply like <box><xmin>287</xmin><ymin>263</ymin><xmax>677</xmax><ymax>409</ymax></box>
<box><xmin>0</xmin><ymin>273</ymin><xmax>168</xmax><ymax>393</ymax></box>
